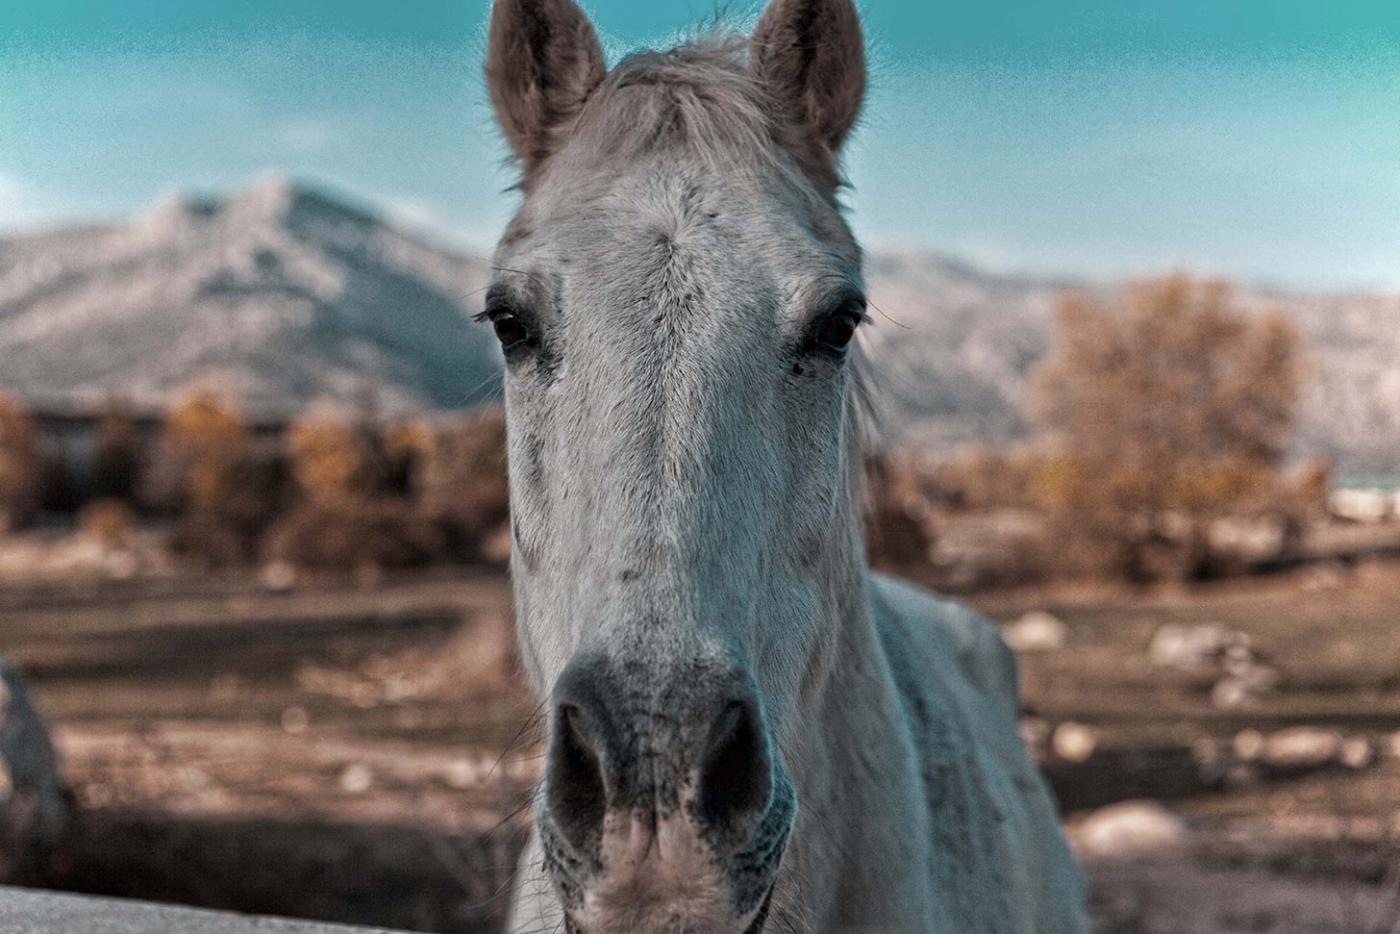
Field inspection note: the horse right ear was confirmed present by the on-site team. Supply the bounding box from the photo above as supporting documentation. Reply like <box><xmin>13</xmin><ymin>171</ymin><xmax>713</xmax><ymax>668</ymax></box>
<box><xmin>750</xmin><ymin>0</ymin><xmax>866</xmax><ymax>165</ymax></box>
<box><xmin>485</xmin><ymin>0</ymin><xmax>607</xmax><ymax>184</ymax></box>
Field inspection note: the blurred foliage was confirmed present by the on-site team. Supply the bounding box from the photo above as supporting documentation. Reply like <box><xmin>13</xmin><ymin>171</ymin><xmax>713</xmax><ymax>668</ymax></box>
<box><xmin>413</xmin><ymin>409</ymin><xmax>510</xmax><ymax>564</ymax></box>
<box><xmin>0</xmin><ymin>275</ymin><xmax>1331</xmax><ymax>587</ymax></box>
<box><xmin>864</xmin><ymin>453</ymin><xmax>937</xmax><ymax>570</ymax></box>
<box><xmin>90</xmin><ymin>404</ymin><xmax>144</xmax><ymax>504</ymax></box>
<box><xmin>160</xmin><ymin>392</ymin><xmax>285</xmax><ymax>566</ymax></box>
<box><xmin>79</xmin><ymin>499</ymin><xmax>138</xmax><ymax>551</ymax></box>
<box><xmin>287</xmin><ymin>407</ymin><xmax>387</xmax><ymax>505</ymax></box>
<box><xmin>0</xmin><ymin>392</ymin><xmax>40</xmax><ymax>531</ymax></box>
<box><xmin>264</xmin><ymin>500</ymin><xmax>444</xmax><ymax>572</ymax></box>
<box><xmin>1029</xmin><ymin>275</ymin><xmax>1307</xmax><ymax>581</ymax></box>
<box><xmin>160</xmin><ymin>392</ymin><xmax>252</xmax><ymax>511</ymax></box>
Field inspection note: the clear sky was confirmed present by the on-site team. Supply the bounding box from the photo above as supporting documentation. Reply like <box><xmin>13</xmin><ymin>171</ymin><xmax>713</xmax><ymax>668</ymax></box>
<box><xmin>2</xmin><ymin>1</ymin><xmax>1397</xmax><ymax>289</ymax></box>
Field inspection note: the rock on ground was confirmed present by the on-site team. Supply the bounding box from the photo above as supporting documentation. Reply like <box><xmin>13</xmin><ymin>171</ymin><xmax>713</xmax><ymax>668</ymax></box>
<box><xmin>0</xmin><ymin>657</ymin><xmax>72</xmax><ymax>874</ymax></box>
<box><xmin>1003</xmin><ymin>610</ymin><xmax>1069</xmax><ymax>653</ymax></box>
<box><xmin>1071</xmin><ymin>800</ymin><xmax>1189</xmax><ymax>859</ymax></box>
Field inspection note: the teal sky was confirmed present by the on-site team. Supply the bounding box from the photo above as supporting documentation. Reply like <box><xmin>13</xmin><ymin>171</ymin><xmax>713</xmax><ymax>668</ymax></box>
<box><xmin>2</xmin><ymin>1</ymin><xmax>1397</xmax><ymax>289</ymax></box>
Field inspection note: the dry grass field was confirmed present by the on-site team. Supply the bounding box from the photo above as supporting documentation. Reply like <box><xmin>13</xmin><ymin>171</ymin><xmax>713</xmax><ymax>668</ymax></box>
<box><xmin>2</xmin><ymin>559</ymin><xmax>1398</xmax><ymax>933</ymax></box>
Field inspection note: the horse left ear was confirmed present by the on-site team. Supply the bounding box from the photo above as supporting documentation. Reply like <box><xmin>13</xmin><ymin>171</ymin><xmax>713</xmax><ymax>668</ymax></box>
<box><xmin>485</xmin><ymin>0</ymin><xmax>607</xmax><ymax>185</ymax></box>
<box><xmin>750</xmin><ymin>0</ymin><xmax>866</xmax><ymax>161</ymax></box>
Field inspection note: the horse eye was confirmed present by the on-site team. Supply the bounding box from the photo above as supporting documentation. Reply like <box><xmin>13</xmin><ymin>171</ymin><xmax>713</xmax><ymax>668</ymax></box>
<box><xmin>816</xmin><ymin>309</ymin><xmax>862</xmax><ymax>352</ymax></box>
<box><xmin>490</xmin><ymin>313</ymin><xmax>531</xmax><ymax>350</ymax></box>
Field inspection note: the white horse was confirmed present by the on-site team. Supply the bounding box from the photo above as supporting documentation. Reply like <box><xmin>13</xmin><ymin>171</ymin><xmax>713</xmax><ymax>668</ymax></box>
<box><xmin>481</xmin><ymin>0</ymin><xmax>1088</xmax><ymax>930</ymax></box>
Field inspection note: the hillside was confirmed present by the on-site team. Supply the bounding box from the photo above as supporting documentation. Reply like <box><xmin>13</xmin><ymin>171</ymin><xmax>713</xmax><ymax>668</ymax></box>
<box><xmin>0</xmin><ymin>178</ymin><xmax>499</xmax><ymax>414</ymax></box>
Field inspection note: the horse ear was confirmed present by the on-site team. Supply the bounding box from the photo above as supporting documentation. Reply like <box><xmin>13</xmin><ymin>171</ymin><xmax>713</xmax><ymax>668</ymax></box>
<box><xmin>750</xmin><ymin>0</ymin><xmax>866</xmax><ymax>163</ymax></box>
<box><xmin>485</xmin><ymin>0</ymin><xmax>607</xmax><ymax>182</ymax></box>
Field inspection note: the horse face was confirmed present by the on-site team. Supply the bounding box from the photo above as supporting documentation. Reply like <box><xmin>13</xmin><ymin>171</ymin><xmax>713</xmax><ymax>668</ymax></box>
<box><xmin>484</xmin><ymin>1</ymin><xmax>866</xmax><ymax>929</ymax></box>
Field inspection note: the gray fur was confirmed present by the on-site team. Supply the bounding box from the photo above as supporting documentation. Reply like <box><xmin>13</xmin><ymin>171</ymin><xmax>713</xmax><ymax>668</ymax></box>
<box><xmin>485</xmin><ymin>0</ymin><xmax>1088</xmax><ymax>929</ymax></box>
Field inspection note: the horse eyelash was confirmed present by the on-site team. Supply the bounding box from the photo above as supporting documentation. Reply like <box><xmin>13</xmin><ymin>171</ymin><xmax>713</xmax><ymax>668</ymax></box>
<box><xmin>474</xmin><ymin>301</ymin><xmax>532</xmax><ymax>325</ymax></box>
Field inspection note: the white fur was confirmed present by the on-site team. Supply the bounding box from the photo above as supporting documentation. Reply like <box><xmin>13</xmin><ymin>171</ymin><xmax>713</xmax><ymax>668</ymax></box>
<box><xmin>485</xmin><ymin>3</ymin><xmax>1089</xmax><ymax>930</ymax></box>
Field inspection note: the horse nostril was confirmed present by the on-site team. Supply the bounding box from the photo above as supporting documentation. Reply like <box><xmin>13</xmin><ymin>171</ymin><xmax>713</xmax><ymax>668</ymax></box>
<box><xmin>546</xmin><ymin>703</ymin><xmax>608</xmax><ymax>852</ymax></box>
<box><xmin>697</xmin><ymin>698</ymin><xmax>773</xmax><ymax>845</ymax></box>
<box><xmin>545</xmin><ymin>658</ymin><xmax>776</xmax><ymax>857</ymax></box>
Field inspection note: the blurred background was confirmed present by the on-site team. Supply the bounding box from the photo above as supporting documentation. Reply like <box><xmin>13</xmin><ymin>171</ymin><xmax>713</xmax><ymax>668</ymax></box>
<box><xmin>1</xmin><ymin>1</ymin><xmax>1398</xmax><ymax>932</ymax></box>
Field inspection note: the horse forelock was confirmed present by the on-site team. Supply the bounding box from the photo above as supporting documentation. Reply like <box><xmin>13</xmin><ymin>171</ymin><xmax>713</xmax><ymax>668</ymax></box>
<box><xmin>552</xmin><ymin>32</ymin><xmax>844</xmax><ymax>197</ymax></box>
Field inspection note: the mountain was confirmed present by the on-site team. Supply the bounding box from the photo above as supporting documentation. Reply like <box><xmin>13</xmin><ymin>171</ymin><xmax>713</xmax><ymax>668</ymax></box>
<box><xmin>1248</xmin><ymin>289</ymin><xmax>1400</xmax><ymax>477</ymax></box>
<box><xmin>1</xmin><ymin>180</ymin><xmax>1396</xmax><ymax>476</ymax></box>
<box><xmin>0</xmin><ymin>177</ymin><xmax>499</xmax><ymax>415</ymax></box>
<box><xmin>859</xmin><ymin>252</ymin><xmax>1065</xmax><ymax>449</ymax></box>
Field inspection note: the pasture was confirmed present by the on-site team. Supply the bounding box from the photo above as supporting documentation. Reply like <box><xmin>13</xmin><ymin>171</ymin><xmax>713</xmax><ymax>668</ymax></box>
<box><xmin>1</xmin><ymin>561</ymin><xmax>1396</xmax><ymax>933</ymax></box>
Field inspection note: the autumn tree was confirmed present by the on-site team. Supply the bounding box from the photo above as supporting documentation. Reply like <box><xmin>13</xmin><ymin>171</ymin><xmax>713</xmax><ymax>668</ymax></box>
<box><xmin>414</xmin><ymin>409</ymin><xmax>510</xmax><ymax>563</ymax></box>
<box><xmin>159</xmin><ymin>391</ymin><xmax>281</xmax><ymax>564</ymax></box>
<box><xmin>863</xmin><ymin>452</ymin><xmax>938</xmax><ymax>572</ymax></box>
<box><xmin>286</xmin><ymin>408</ymin><xmax>385</xmax><ymax>505</ymax></box>
<box><xmin>268</xmin><ymin>409</ymin><xmax>441</xmax><ymax>572</ymax></box>
<box><xmin>162</xmin><ymin>392</ymin><xmax>250</xmax><ymax>510</ymax></box>
<box><xmin>0</xmin><ymin>393</ymin><xmax>40</xmax><ymax>531</ymax></box>
<box><xmin>1030</xmin><ymin>275</ymin><xmax>1306</xmax><ymax>581</ymax></box>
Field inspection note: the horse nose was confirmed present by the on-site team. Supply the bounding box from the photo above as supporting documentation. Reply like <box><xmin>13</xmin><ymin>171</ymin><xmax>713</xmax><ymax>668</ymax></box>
<box><xmin>544</xmin><ymin>656</ymin><xmax>774</xmax><ymax>854</ymax></box>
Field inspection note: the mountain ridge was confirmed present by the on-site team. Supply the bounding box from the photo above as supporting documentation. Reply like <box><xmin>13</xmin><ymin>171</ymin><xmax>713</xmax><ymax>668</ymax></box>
<box><xmin>1</xmin><ymin>179</ymin><xmax>1396</xmax><ymax>475</ymax></box>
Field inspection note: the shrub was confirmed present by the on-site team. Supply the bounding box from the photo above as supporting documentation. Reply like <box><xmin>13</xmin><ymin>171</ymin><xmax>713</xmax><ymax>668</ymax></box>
<box><xmin>413</xmin><ymin>409</ymin><xmax>510</xmax><ymax>564</ymax></box>
<box><xmin>89</xmin><ymin>404</ymin><xmax>144</xmax><ymax>504</ymax></box>
<box><xmin>864</xmin><ymin>454</ymin><xmax>937</xmax><ymax>571</ymax></box>
<box><xmin>157</xmin><ymin>395</ymin><xmax>286</xmax><ymax>566</ymax></box>
<box><xmin>264</xmin><ymin>500</ymin><xmax>443</xmax><ymax>571</ymax></box>
<box><xmin>0</xmin><ymin>394</ymin><xmax>40</xmax><ymax>531</ymax></box>
<box><xmin>286</xmin><ymin>407</ymin><xmax>387</xmax><ymax>505</ymax></box>
<box><xmin>79</xmin><ymin>499</ymin><xmax>138</xmax><ymax>550</ymax></box>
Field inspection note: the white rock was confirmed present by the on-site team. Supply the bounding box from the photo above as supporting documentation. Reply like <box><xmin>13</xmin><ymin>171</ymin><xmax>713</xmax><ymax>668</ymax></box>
<box><xmin>1330</xmin><ymin>488</ymin><xmax>1393</xmax><ymax>524</ymax></box>
<box><xmin>1074</xmin><ymin>801</ymin><xmax>1189</xmax><ymax>858</ymax></box>
<box><xmin>280</xmin><ymin>706</ymin><xmax>309</xmax><ymax>735</ymax></box>
<box><xmin>444</xmin><ymin>757</ymin><xmax>485</xmax><ymax>790</ymax></box>
<box><xmin>1052</xmin><ymin>722</ymin><xmax>1101</xmax><ymax>763</ymax></box>
<box><xmin>259</xmin><ymin>560</ymin><xmax>298</xmax><ymax>593</ymax></box>
<box><xmin>1262</xmin><ymin>727</ymin><xmax>1341</xmax><ymax>770</ymax></box>
<box><xmin>1233</xmin><ymin>729</ymin><xmax>1266</xmax><ymax>761</ymax></box>
<box><xmin>338</xmin><ymin>763</ymin><xmax>373</xmax><ymax>794</ymax></box>
<box><xmin>1003</xmin><ymin>611</ymin><xmax>1069</xmax><ymax>653</ymax></box>
<box><xmin>1148</xmin><ymin>623</ymin><xmax>1230</xmax><ymax>671</ymax></box>
<box><xmin>1340</xmin><ymin>736</ymin><xmax>1374</xmax><ymax>770</ymax></box>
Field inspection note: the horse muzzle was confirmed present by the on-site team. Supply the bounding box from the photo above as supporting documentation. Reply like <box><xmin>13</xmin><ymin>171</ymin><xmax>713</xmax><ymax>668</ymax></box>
<box><xmin>536</xmin><ymin>652</ymin><xmax>795</xmax><ymax>933</ymax></box>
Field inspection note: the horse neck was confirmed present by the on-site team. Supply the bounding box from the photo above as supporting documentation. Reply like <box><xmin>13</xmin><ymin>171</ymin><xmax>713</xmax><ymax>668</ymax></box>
<box><xmin>782</xmin><ymin>480</ymin><xmax>875</xmax><ymax>754</ymax></box>
<box><xmin>774</xmin><ymin>496</ymin><xmax>921</xmax><ymax>921</ymax></box>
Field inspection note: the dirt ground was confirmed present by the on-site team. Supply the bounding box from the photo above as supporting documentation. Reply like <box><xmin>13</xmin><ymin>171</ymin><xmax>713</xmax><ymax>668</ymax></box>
<box><xmin>2</xmin><ymin>560</ymin><xmax>1398</xmax><ymax>933</ymax></box>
